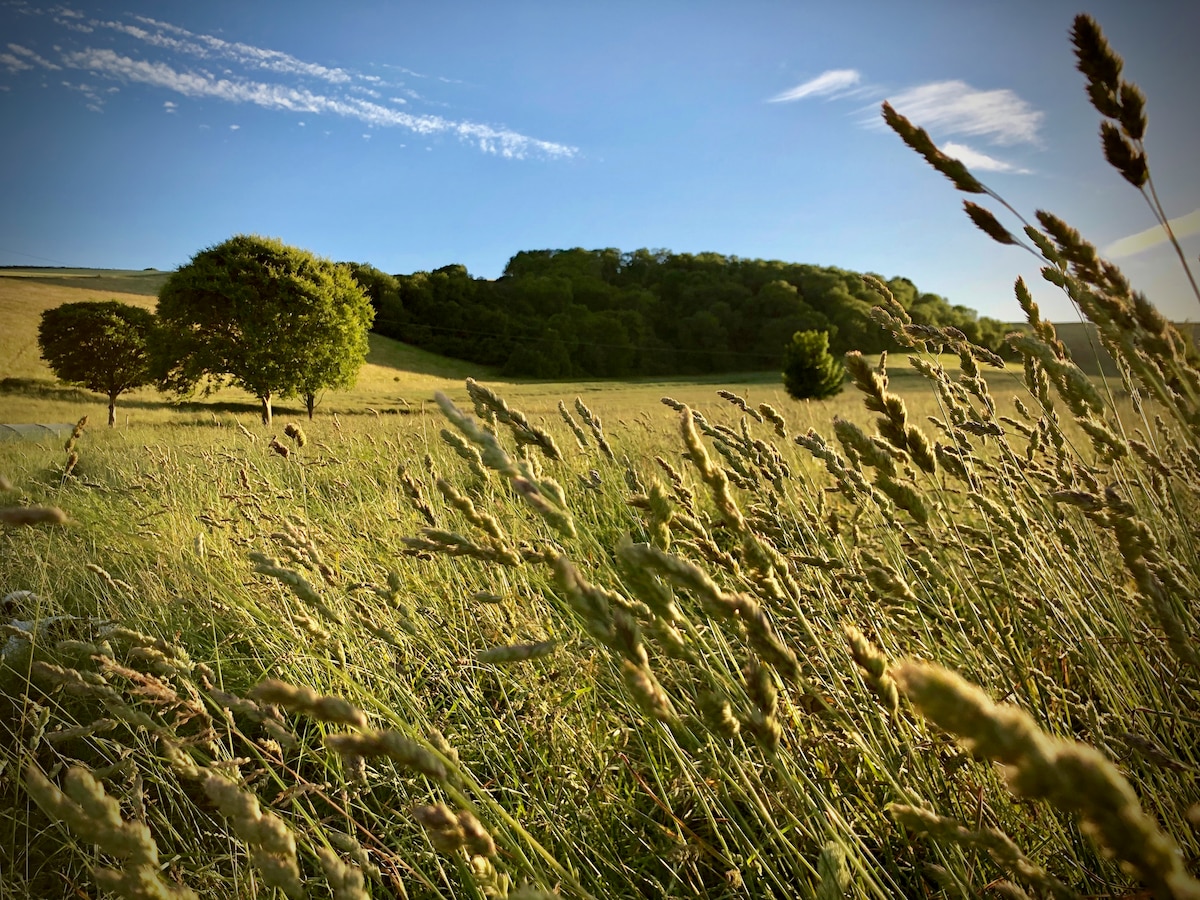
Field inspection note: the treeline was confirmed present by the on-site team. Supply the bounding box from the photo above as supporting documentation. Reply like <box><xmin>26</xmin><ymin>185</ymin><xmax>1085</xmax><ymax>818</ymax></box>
<box><xmin>349</xmin><ymin>248</ymin><xmax>1009</xmax><ymax>378</ymax></box>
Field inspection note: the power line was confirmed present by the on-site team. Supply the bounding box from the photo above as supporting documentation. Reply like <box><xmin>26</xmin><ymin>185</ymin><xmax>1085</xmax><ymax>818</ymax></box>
<box><xmin>0</xmin><ymin>247</ymin><xmax>79</xmax><ymax>267</ymax></box>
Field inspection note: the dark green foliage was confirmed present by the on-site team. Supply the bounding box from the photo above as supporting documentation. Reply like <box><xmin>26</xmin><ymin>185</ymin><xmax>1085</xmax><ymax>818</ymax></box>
<box><xmin>156</xmin><ymin>235</ymin><xmax>374</xmax><ymax>424</ymax></box>
<box><xmin>343</xmin><ymin>262</ymin><xmax>403</xmax><ymax>326</ymax></box>
<box><xmin>782</xmin><ymin>330</ymin><xmax>845</xmax><ymax>401</ymax></box>
<box><xmin>37</xmin><ymin>300</ymin><xmax>155</xmax><ymax>426</ymax></box>
<box><xmin>374</xmin><ymin>248</ymin><xmax>1003</xmax><ymax>378</ymax></box>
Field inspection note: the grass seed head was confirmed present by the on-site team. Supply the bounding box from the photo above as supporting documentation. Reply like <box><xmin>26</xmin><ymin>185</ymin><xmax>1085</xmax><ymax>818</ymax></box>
<box><xmin>1100</xmin><ymin>121</ymin><xmax>1148</xmax><ymax>187</ymax></box>
<box><xmin>413</xmin><ymin>803</ymin><xmax>466</xmax><ymax>853</ymax></box>
<box><xmin>325</xmin><ymin>730</ymin><xmax>448</xmax><ymax>782</ymax></box>
<box><xmin>698</xmin><ymin>691</ymin><xmax>741</xmax><ymax>739</ymax></box>
<box><xmin>620</xmin><ymin>660</ymin><xmax>679</xmax><ymax>725</ymax></box>
<box><xmin>844</xmin><ymin>625</ymin><xmax>899</xmax><ymax>715</ymax></box>
<box><xmin>477</xmin><ymin>639</ymin><xmax>559</xmax><ymax>664</ymax></box>
<box><xmin>815</xmin><ymin>841</ymin><xmax>852</xmax><ymax>900</ymax></box>
<box><xmin>757</xmin><ymin>403</ymin><xmax>788</xmax><ymax>438</ymax></box>
<box><xmin>203</xmin><ymin>774</ymin><xmax>303</xmax><ymax>899</ymax></box>
<box><xmin>250</xmin><ymin>679</ymin><xmax>368</xmax><ymax>729</ymax></box>
<box><xmin>282</xmin><ymin>422</ymin><xmax>307</xmax><ymax>447</ymax></box>
<box><xmin>1071</xmin><ymin>14</ymin><xmax>1124</xmax><ymax>115</ymax></box>
<box><xmin>64</xmin><ymin>414</ymin><xmax>88</xmax><ymax>453</ymax></box>
<box><xmin>893</xmin><ymin>662</ymin><xmax>1051</xmax><ymax>767</ymax></box>
<box><xmin>558</xmin><ymin>399</ymin><xmax>590</xmax><ymax>449</ymax></box>
<box><xmin>457</xmin><ymin>809</ymin><xmax>497</xmax><ymax>858</ymax></box>
<box><xmin>316</xmin><ymin>846</ymin><xmax>370</xmax><ymax>900</ymax></box>
<box><xmin>0</xmin><ymin>505</ymin><xmax>68</xmax><ymax>526</ymax></box>
<box><xmin>964</xmin><ymin>200</ymin><xmax>1017</xmax><ymax>246</ymax></box>
<box><xmin>881</xmin><ymin>101</ymin><xmax>985</xmax><ymax>193</ymax></box>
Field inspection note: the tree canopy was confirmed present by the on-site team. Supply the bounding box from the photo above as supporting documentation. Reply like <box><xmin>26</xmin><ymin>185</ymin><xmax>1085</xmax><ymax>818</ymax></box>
<box><xmin>156</xmin><ymin>235</ymin><xmax>374</xmax><ymax>424</ymax></box>
<box><xmin>343</xmin><ymin>262</ymin><xmax>402</xmax><ymax>327</ymax></box>
<box><xmin>367</xmin><ymin>247</ymin><xmax>1008</xmax><ymax>378</ymax></box>
<box><xmin>37</xmin><ymin>300</ymin><xmax>156</xmax><ymax>426</ymax></box>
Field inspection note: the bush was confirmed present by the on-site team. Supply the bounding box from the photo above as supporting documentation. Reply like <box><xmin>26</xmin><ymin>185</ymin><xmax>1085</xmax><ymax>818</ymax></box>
<box><xmin>781</xmin><ymin>329</ymin><xmax>845</xmax><ymax>400</ymax></box>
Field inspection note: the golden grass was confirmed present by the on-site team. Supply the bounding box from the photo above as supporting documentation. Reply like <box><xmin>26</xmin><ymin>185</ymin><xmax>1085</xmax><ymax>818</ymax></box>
<box><xmin>0</xmin><ymin>277</ymin><xmax>157</xmax><ymax>381</ymax></box>
<box><xmin>0</xmin><ymin>268</ymin><xmax>168</xmax><ymax>295</ymax></box>
<box><xmin>1</xmin><ymin>268</ymin><xmax>1005</xmax><ymax>433</ymax></box>
<box><xmin>3</xmin><ymin>17</ymin><xmax>1197</xmax><ymax>898</ymax></box>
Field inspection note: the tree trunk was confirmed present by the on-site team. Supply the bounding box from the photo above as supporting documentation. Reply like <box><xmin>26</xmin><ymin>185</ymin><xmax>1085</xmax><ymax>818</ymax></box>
<box><xmin>305</xmin><ymin>393</ymin><xmax>315</xmax><ymax>420</ymax></box>
<box><xmin>260</xmin><ymin>392</ymin><xmax>272</xmax><ymax>426</ymax></box>
<box><xmin>108</xmin><ymin>392</ymin><xmax>117</xmax><ymax>428</ymax></box>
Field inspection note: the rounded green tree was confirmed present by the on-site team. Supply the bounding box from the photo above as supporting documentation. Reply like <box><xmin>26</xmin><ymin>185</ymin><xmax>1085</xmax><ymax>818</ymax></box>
<box><xmin>782</xmin><ymin>329</ymin><xmax>845</xmax><ymax>400</ymax></box>
<box><xmin>37</xmin><ymin>300</ymin><xmax>156</xmax><ymax>427</ymax></box>
<box><xmin>156</xmin><ymin>235</ymin><xmax>375</xmax><ymax>424</ymax></box>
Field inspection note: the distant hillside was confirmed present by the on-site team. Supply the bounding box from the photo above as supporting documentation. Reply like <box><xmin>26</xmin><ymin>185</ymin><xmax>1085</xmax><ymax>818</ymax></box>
<box><xmin>365</xmin><ymin>247</ymin><xmax>1011</xmax><ymax>379</ymax></box>
<box><xmin>0</xmin><ymin>270</ymin><xmax>493</xmax><ymax>385</ymax></box>
<box><xmin>1052</xmin><ymin>321</ymin><xmax>1200</xmax><ymax>375</ymax></box>
<box><xmin>0</xmin><ymin>275</ymin><xmax>159</xmax><ymax>380</ymax></box>
<box><xmin>0</xmin><ymin>267</ymin><xmax>170</xmax><ymax>296</ymax></box>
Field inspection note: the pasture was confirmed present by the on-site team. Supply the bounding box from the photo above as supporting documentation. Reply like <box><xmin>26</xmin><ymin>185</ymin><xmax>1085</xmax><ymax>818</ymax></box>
<box><xmin>0</xmin><ymin>272</ymin><xmax>1197</xmax><ymax>899</ymax></box>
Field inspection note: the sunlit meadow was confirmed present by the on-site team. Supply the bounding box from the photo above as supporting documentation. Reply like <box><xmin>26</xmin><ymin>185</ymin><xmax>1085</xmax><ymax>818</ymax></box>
<box><xmin>1</xmin><ymin>15</ymin><xmax>1197</xmax><ymax>900</ymax></box>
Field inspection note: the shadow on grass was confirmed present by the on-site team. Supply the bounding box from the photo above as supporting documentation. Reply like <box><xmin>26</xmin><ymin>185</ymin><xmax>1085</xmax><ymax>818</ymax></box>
<box><xmin>0</xmin><ymin>377</ymin><xmax>96</xmax><ymax>403</ymax></box>
<box><xmin>0</xmin><ymin>378</ymin><xmax>424</xmax><ymax>420</ymax></box>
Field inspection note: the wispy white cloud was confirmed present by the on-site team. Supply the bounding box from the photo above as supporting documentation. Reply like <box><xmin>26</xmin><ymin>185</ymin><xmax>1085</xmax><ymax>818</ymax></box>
<box><xmin>163</xmin><ymin>99</ymin><xmax>176</xmax><ymax>113</ymax></box>
<box><xmin>61</xmin><ymin>78</ymin><xmax>105</xmax><ymax>111</ymax></box>
<box><xmin>884</xmin><ymin>80</ymin><xmax>1042</xmax><ymax>145</ymax></box>
<box><xmin>940</xmin><ymin>141</ymin><xmax>1029</xmax><ymax>174</ymax></box>
<box><xmin>1105</xmin><ymin>208</ymin><xmax>1200</xmax><ymax>258</ymax></box>
<box><xmin>55</xmin><ymin>16</ymin><xmax>94</xmax><ymax>34</ymax></box>
<box><xmin>0</xmin><ymin>51</ymin><xmax>32</xmax><ymax>73</ymax></box>
<box><xmin>124</xmin><ymin>15</ymin><xmax>354</xmax><ymax>84</ymax></box>
<box><xmin>229</xmin><ymin>123</ymin><xmax>239</xmax><ymax>130</ymax></box>
<box><xmin>770</xmin><ymin>67</ymin><xmax>1043</xmax><ymax>160</ymax></box>
<box><xmin>42</xmin><ymin>6</ymin><xmax>93</xmax><ymax>33</ymax></box>
<box><xmin>8</xmin><ymin>43</ymin><xmax>62</xmax><ymax>70</ymax></box>
<box><xmin>769</xmin><ymin>69</ymin><xmax>861</xmax><ymax>103</ymax></box>
<box><xmin>60</xmin><ymin>47</ymin><xmax>577</xmax><ymax>159</ymax></box>
<box><xmin>11</xmin><ymin>6</ymin><xmax>576</xmax><ymax>160</ymax></box>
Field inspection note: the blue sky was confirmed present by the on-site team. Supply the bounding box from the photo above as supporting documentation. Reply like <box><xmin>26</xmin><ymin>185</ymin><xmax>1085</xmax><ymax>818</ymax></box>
<box><xmin>2</xmin><ymin>0</ymin><xmax>1198</xmax><ymax>323</ymax></box>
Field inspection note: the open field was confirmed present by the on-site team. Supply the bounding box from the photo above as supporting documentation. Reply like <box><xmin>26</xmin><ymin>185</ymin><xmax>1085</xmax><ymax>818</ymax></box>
<box><xmin>0</xmin><ymin>277</ymin><xmax>158</xmax><ymax>383</ymax></box>
<box><xmin>1</xmin><ymin>269</ymin><xmax>1028</xmax><ymax>429</ymax></box>
<box><xmin>1</xmin><ymin>269</ymin><xmax>1198</xmax><ymax>899</ymax></box>
<box><xmin>0</xmin><ymin>267</ymin><xmax>169</xmax><ymax>295</ymax></box>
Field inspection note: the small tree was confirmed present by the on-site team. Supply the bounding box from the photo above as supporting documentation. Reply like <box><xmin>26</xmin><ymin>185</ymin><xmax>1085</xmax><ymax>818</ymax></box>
<box><xmin>37</xmin><ymin>300</ymin><xmax>155</xmax><ymax>426</ymax></box>
<box><xmin>156</xmin><ymin>235</ymin><xmax>374</xmax><ymax>425</ymax></box>
<box><xmin>295</xmin><ymin>308</ymin><xmax>375</xmax><ymax>419</ymax></box>
<box><xmin>782</xmin><ymin>330</ymin><xmax>845</xmax><ymax>400</ymax></box>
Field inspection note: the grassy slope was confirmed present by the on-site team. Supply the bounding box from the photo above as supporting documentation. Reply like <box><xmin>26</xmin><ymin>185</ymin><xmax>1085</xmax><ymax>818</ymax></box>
<box><xmin>0</xmin><ymin>271</ymin><xmax>498</xmax><ymax>424</ymax></box>
<box><xmin>0</xmin><ymin>277</ymin><xmax>159</xmax><ymax>382</ymax></box>
<box><xmin>1</xmin><ymin>271</ymin><xmax>1196</xmax><ymax>898</ymax></box>
<box><xmin>0</xmin><ymin>268</ymin><xmax>1005</xmax><ymax>429</ymax></box>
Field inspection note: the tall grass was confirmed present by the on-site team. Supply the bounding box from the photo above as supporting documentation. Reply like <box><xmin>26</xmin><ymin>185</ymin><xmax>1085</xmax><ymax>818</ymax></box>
<box><xmin>2</xmin><ymin>15</ymin><xmax>1198</xmax><ymax>900</ymax></box>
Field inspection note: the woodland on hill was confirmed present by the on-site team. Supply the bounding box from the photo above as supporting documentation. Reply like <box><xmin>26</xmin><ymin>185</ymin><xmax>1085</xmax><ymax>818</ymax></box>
<box><xmin>350</xmin><ymin>248</ymin><xmax>1010</xmax><ymax>378</ymax></box>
